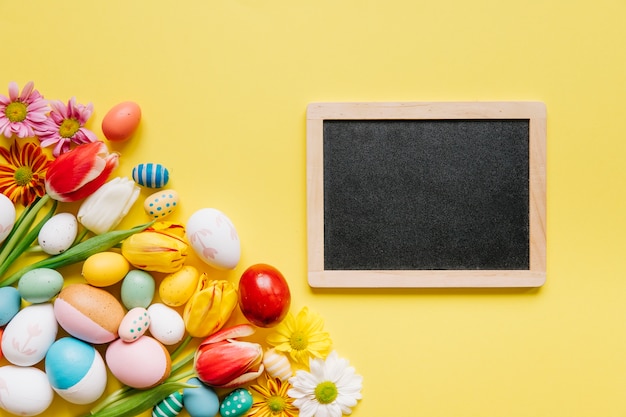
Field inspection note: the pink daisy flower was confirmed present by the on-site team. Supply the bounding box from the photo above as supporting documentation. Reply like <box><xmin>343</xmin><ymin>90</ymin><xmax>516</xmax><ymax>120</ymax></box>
<box><xmin>38</xmin><ymin>97</ymin><xmax>98</xmax><ymax>157</ymax></box>
<box><xmin>0</xmin><ymin>81</ymin><xmax>49</xmax><ymax>139</ymax></box>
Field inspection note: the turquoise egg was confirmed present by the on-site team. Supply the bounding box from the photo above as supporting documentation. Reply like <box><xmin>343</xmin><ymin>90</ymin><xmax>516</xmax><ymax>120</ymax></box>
<box><xmin>121</xmin><ymin>270</ymin><xmax>156</xmax><ymax>309</ymax></box>
<box><xmin>132</xmin><ymin>163</ymin><xmax>170</xmax><ymax>188</ymax></box>
<box><xmin>183</xmin><ymin>377</ymin><xmax>219</xmax><ymax>417</ymax></box>
<box><xmin>45</xmin><ymin>337</ymin><xmax>108</xmax><ymax>404</ymax></box>
<box><xmin>152</xmin><ymin>391</ymin><xmax>183</xmax><ymax>417</ymax></box>
<box><xmin>0</xmin><ymin>287</ymin><xmax>21</xmax><ymax>326</ymax></box>
<box><xmin>220</xmin><ymin>388</ymin><xmax>253</xmax><ymax>417</ymax></box>
<box><xmin>18</xmin><ymin>268</ymin><xmax>64</xmax><ymax>303</ymax></box>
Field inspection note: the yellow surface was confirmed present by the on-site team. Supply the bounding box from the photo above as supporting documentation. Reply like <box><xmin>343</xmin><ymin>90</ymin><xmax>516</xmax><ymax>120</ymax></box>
<box><xmin>1</xmin><ymin>0</ymin><xmax>626</xmax><ymax>416</ymax></box>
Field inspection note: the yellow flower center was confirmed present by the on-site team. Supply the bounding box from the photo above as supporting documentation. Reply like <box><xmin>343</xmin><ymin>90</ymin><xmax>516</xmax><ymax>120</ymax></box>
<box><xmin>289</xmin><ymin>330</ymin><xmax>308</xmax><ymax>351</ymax></box>
<box><xmin>5</xmin><ymin>101</ymin><xmax>27</xmax><ymax>123</ymax></box>
<box><xmin>14</xmin><ymin>165</ymin><xmax>33</xmax><ymax>186</ymax></box>
<box><xmin>267</xmin><ymin>395</ymin><xmax>287</xmax><ymax>413</ymax></box>
<box><xmin>59</xmin><ymin>118</ymin><xmax>80</xmax><ymax>138</ymax></box>
<box><xmin>314</xmin><ymin>381</ymin><xmax>338</xmax><ymax>404</ymax></box>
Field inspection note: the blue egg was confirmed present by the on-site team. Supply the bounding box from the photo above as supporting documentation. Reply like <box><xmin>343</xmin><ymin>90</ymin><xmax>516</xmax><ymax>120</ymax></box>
<box><xmin>0</xmin><ymin>287</ymin><xmax>21</xmax><ymax>326</ymax></box>
<box><xmin>45</xmin><ymin>337</ymin><xmax>107</xmax><ymax>405</ymax></box>
<box><xmin>132</xmin><ymin>163</ymin><xmax>170</xmax><ymax>188</ymax></box>
<box><xmin>183</xmin><ymin>377</ymin><xmax>220</xmax><ymax>417</ymax></box>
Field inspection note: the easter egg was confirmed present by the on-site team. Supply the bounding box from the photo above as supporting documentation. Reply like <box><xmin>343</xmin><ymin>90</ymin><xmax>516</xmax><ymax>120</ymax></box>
<box><xmin>1</xmin><ymin>303</ymin><xmax>58</xmax><ymax>366</ymax></box>
<box><xmin>54</xmin><ymin>283</ymin><xmax>125</xmax><ymax>344</ymax></box>
<box><xmin>121</xmin><ymin>269</ymin><xmax>155</xmax><ymax>309</ymax></box>
<box><xmin>0</xmin><ymin>328</ymin><xmax>3</xmax><ymax>360</ymax></box>
<box><xmin>45</xmin><ymin>337</ymin><xmax>107</xmax><ymax>404</ymax></box>
<box><xmin>18</xmin><ymin>267</ymin><xmax>64</xmax><ymax>303</ymax></box>
<box><xmin>262</xmin><ymin>348</ymin><xmax>293</xmax><ymax>381</ymax></box>
<box><xmin>147</xmin><ymin>303</ymin><xmax>185</xmax><ymax>345</ymax></box>
<box><xmin>144</xmin><ymin>189</ymin><xmax>179</xmax><ymax>219</ymax></box>
<box><xmin>220</xmin><ymin>388</ymin><xmax>253</xmax><ymax>417</ymax></box>
<box><xmin>183</xmin><ymin>377</ymin><xmax>220</xmax><ymax>417</ymax></box>
<box><xmin>105</xmin><ymin>336</ymin><xmax>171</xmax><ymax>389</ymax></box>
<box><xmin>119</xmin><ymin>307</ymin><xmax>150</xmax><ymax>342</ymax></box>
<box><xmin>0</xmin><ymin>193</ymin><xmax>16</xmax><ymax>245</ymax></box>
<box><xmin>82</xmin><ymin>251</ymin><xmax>130</xmax><ymax>287</ymax></box>
<box><xmin>159</xmin><ymin>265</ymin><xmax>199</xmax><ymax>307</ymax></box>
<box><xmin>37</xmin><ymin>212</ymin><xmax>78</xmax><ymax>255</ymax></box>
<box><xmin>186</xmin><ymin>208</ymin><xmax>241</xmax><ymax>270</ymax></box>
<box><xmin>102</xmin><ymin>101</ymin><xmax>141</xmax><ymax>141</ymax></box>
<box><xmin>132</xmin><ymin>162</ymin><xmax>170</xmax><ymax>188</ymax></box>
<box><xmin>0</xmin><ymin>286</ymin><xmax>21</xmax><ymax>326</ymax></box>
<box><xmin>0</xmin><ymin>365</ymin><xmax>54</xmax><ymax>416</ymax></box>
<box><xmin>153</xmin><ymin>391</ymin><xmax>183</xmax><ymax>417</ymax></box>
<box><xmin>238</xmin><ymin>263</ymin><xmax>291</xmax><ymax>327</ymax></box>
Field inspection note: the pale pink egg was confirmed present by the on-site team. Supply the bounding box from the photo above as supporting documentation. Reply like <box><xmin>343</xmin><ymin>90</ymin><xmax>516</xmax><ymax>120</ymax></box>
<box><xmin>105</xmin><ymin>336</ymin><xmax>171</xmax><ymax>389</ymax></box>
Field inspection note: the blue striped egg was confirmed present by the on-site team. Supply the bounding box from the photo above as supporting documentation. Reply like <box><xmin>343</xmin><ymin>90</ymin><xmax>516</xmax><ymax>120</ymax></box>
<box><xmin>144</xmin><ymin>189</ymin><xmax>179</xmax><ymax>219</ymax></box>
<box><xmin>132</xmin><ymin>163</ymin><xmax>170</xmax><ymax>188</ymax></box>
<box><xmin>152</xmin><ymin>391</ymin><xmax>183</xmax><ymax>417</ymax></box>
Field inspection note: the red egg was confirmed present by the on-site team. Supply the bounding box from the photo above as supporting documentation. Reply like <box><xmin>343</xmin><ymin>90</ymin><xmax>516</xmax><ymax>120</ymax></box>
<box><xmin>238</xmin><ymin>263</ymin><xmax>291</xmax><ymax>328</ymax></box>
<box><xmin>101</xmin><ymin>101</ymin><xmax>141</xmax><ymax>141</ymax></box>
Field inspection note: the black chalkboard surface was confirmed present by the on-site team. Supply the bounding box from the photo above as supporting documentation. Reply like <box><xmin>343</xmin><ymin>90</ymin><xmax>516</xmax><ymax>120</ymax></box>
<box><xmin>307</xmin><ymin>102</ymin><xmax>546</xmax><ymax>288</ymax></box>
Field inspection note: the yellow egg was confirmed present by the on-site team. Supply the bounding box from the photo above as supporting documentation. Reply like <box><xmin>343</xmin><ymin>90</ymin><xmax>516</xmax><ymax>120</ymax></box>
<box><xmin>82</xmin><ymin>252</ymin><xmax>130</xmax><ymax>287</ymax></box>
<box><xmin>159</xmin><ymin>265</ymin><xmax>200</xmax><ymax>307</ymax></box>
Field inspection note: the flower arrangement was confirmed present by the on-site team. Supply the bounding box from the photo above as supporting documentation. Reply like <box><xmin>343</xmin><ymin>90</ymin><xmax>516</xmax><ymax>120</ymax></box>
<box><xmin>0</xmin><ymin>81</ymin><xmax>362</xmax><ymax>417</ymax></box>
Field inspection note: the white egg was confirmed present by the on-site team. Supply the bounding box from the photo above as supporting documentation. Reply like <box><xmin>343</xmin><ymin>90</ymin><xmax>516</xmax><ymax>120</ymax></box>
<box><xmin>0</xmin><ymin>365</ymin><xmax>54</xmax><ymax>416</ymax></box>
<box><xmin>1</xmin><ymin>303</ymin><xmax>58</xmax><ymax>366</ymax></box>
<box><xmin>147</xmin><ymin>303</ymin><xmax>185</xmax><ymax>345</ymax></box>
<box><xmin>185</xmin><ymin>208</ymin><xmax>241</xmax><ymax>270</ymax></box>
<box><xmin>38</xmin><ymin>212</ymin><xmax>78</xmax><ymax>255</ymax></box>
<box><xmin>0</xmin><ymin>193</ymin><xmax>16</xmax><ymax>245</ymax></box>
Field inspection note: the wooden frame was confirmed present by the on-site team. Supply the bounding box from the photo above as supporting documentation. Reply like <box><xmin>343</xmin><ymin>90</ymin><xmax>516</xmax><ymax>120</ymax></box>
<box><xmin>306</xmin><ymin>102</ymin><xmax>546</xmax><ymax>288</ymax></box>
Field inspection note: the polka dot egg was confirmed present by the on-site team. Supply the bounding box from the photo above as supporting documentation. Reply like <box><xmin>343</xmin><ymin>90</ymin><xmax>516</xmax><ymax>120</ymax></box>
<box><xmin>144</xmin><ymin>189</ymin><xmax>179</xmax><ymax>219</ymax></box>
<box><xmin>220</xmin><ymin>388</ymin><xmax>253</xmax><ymax>417</ymax></box>
<box><xmin>118</xmin><ymin>307</ymin><xmax>150</xmax><ymax>342</ymax></box>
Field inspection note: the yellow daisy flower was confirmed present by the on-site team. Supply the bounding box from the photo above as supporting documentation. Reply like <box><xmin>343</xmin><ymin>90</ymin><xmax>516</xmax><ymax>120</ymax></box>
<box><xmin>266</xmin><ymin>306</ymin><xmax>332</xmax><ymax>368</ymax></box>
<box><xmin>248</xmin><ymin>374</ymin><xmax>298</xmax><ymax>417</ymax></box>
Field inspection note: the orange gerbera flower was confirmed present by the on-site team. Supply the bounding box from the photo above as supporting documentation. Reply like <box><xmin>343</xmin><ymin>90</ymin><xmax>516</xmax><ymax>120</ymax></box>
<box><xmin>0</xmin><ymin>141</ymin><xmax>51</xmax><ymax>206</ymax></box>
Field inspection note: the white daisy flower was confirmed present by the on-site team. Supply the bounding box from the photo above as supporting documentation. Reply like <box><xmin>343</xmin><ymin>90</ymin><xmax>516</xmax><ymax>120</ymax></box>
<box><xmin>287</xmin><ymin>350</ymin><xmax>363</xmax><ymax>417</ymax></box>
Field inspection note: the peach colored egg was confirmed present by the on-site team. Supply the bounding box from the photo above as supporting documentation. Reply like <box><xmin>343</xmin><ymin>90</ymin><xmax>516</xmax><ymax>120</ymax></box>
<box><xmin>105</xmin><ymin>336</ymin><xmax>171</xmax><ymax>389</ymax></box>
<box><xmin>54</xmin><ymin>284</ymin><xmax>125</xmax><ymax>344</ymax></box>
<box><xmin>101</xmin><ymin>101</ymin><xmax>141</xmax><ymax>142</ymax></box>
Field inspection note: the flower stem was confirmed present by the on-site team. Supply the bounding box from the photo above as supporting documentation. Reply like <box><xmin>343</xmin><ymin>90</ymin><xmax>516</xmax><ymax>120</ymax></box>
<box><xmin>170</xmin><ymin>335</ymin><xmax>193</xmax><ymax>361</ymax></box>
<box><xmin>0</xmin><ymin>194</ymin><xmax>52</xmax><ymax>270</ymax></box>
<box><xmin>0</xmin><ymin>220</ymin><xmax>155</xmax><ymax>287</ymax></box>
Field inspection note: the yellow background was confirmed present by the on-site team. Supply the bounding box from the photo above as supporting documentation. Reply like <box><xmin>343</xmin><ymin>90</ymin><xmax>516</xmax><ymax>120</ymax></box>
<box><xmin>1</xmin><ymin>0</ymin><xmax>625</xmax><ymax>416</ymax></box>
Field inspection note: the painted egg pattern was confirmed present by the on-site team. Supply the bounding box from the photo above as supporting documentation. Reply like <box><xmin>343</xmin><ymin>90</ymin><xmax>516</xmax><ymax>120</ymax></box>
<box><xmin>45</xmin><ymin>337</ymin><xmax>108</xmax><ymax>405</ymax></box>
<box><xmin>185</xmin><ymin>208</ymin><xmax>241</xmax><ymax>270</ymax></box>
<box><xmin>220</xmin><ymin>388</ymin><xmax>253</xmax><ymax>417</ymax></box>
<box><xmin>119</xmin><ymin>307</ymin><xmax>150</xmax><ymax>342</ymax></box>
<box><xmin>152</xmin><ymin>391</ymin><xmax>183</xmax><ymax>417</ymax></box>
<box><xmin>262</xmin><ymin>348</ymin><xmax>293</xmax><ymax>381</ymax></box>
<box><xmin>0</xmin><ymin>365</ymin><xmax>54</xmax><ymax>416</ymax></box>
<box><xmin>132</xmin><ymin>163</ymin><xmax>170</xmax><ymax>188</ymax></box>
<box><xmin>1</xmin><ymin>303</ymin><xmax>58</xmax><ymax>366</ymax></box>
<box><xmin>144</xmin><ymin>189</ymin><xmax>179</xmax><ymax>219</ymax></box>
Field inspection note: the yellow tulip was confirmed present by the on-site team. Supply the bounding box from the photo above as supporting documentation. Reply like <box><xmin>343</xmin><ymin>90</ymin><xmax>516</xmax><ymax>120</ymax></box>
<box><xmin>121</xmin><ymin>222</ymin><xmax>188</xmax><ymax>273</ymax></box>
<box><xmin>183</xmin><ymin>274</ymin><xmax>238</xmax><ymax>338</ymax></box>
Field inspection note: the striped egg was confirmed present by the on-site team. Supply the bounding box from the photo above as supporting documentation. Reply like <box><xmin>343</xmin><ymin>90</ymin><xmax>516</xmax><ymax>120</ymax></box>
<box><xmin>262</xmin><ymin>348</ymin><xmax>293</xmax><ymax>381</ymax></box>
<box><xmin>132</xmin><ymin>163</ymin><xmax>170</xmax><ymax>188</ymax></box>
<box><xmin>152</xmin><ymin>391</ymin><xmax>183</xmax><ymax>417</ymax></box>
<box><xmin>144</xmin><ymin>189</ymin><xmax>179</xmax><ymax>219</ymax></box>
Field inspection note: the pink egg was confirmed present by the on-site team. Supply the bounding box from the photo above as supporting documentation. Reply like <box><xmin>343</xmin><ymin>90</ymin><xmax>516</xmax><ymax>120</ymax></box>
<box><xmin>105</xmin><ymin>336</ymin><xmax>171</xmax><ymax>389</ymax></box>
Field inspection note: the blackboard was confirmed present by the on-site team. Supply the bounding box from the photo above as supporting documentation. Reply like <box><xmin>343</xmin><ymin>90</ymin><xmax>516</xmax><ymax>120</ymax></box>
<box><xmin>306</xmin><ymin>102</ymin><xmax>546</xmax><ymax>288</ymax></box>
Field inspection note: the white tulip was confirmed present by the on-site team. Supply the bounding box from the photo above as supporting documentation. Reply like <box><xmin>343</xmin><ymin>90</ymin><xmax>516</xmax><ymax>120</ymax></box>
<box><xmin>77</xmin><ymin>177</ymin><xmax>140</xmax><ymax>234</ymax></box>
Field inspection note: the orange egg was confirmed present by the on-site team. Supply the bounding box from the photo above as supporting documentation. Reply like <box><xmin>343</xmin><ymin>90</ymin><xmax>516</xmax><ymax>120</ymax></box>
<box><xmin>101</xmin><ymin>101</ymin><xmax>141</xmax><ymax>141</ymax></box>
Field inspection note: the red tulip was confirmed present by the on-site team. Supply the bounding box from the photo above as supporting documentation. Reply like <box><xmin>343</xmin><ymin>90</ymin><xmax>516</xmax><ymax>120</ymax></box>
<box><xmin>194</xmin><ymin>324</ymin><xmax>264</xmax><ymax>388</ymax></box>
<box><xmin>45</xmin><ymin>141</ymin><xmax>119</xmax><ymax>202</ymax></box>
